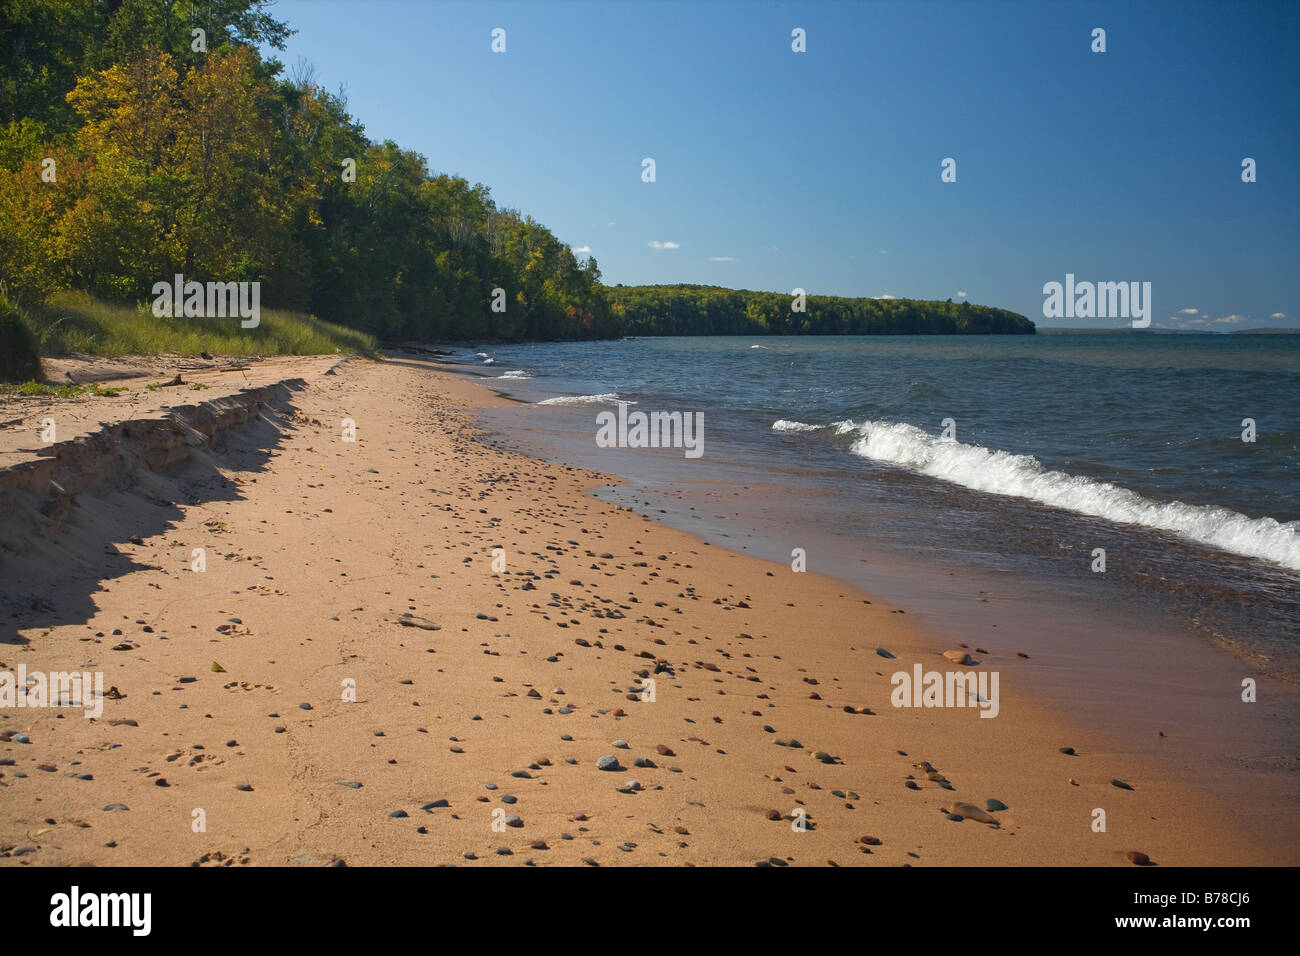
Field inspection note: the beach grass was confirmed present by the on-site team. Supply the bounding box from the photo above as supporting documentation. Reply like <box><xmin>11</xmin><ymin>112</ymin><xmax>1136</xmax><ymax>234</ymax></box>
<box><xmin>24</xmin><ymin>291</ymin><xmax>376</xmax><ymax>359</ymax></box>
<box><xmin>0</xmin><ymin>380</ymin><xmax>129</xmax><ymax>397</ymax></box>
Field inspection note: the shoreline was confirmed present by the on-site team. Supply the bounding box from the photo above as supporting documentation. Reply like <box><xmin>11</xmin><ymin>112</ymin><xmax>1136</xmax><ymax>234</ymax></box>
<box><xmin>474</xmin><ymin>374</ymin><xmax>1300</xmax><ymax>863</ymax></box>
<box><xmin>0</xmin><ymin>354</ymin><xmax>1292</xmax><ymax>865</ymax></box>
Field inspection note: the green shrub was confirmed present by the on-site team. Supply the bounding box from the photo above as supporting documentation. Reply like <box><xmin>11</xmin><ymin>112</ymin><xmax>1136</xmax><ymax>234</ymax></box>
<box><xmin>0</xmin><ymin>296</ymin><xmax>41</xmax><ymax>382</ymax></box>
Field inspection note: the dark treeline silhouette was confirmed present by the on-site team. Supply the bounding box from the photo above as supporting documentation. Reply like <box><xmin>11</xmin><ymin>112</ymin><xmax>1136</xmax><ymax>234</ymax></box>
<box><xmin>609</xmin><ymin>285</ymin><xmax>1035</xmax><ymax>336</ymax></box>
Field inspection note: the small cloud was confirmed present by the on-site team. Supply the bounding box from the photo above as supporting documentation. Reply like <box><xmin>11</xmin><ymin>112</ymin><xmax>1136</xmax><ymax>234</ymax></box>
<box><xmin>608</xmin><ymin>222</ymin><xmax>616</xmax><ymax>227</ymax></box>
<box><xmin>648</xmin><ymin>240</ymin><xmax>679</xmax><ymax>250</ymax></box>
<box><xmin>571</xmin><ymin>245</ymin><xmax>591</xmax><ymax>254</ymax></box>
<box><xmin>708</xmin><ymin>256</ymin><xmax>736</xmax><ymax>262</ymax></box>
<box><xmin>1271</xmin><ymin>312</ymin><xmax>1287</xmax><ymax>319</ymax></box>
<box><xmin>1212</xmin><ymin>314</ymin><xmax>1248</xmax><ymax>324</ymax></box>
<box><xmin>1178</xmin><ymin>307</ymin><xmax>1199</xmax><ymax>314</ymax></box>
<box><xmin>1187</xmin><ymin>318</ymin><xmax>1208</xmax><ymax>324</ymax></box>
<box><xmin>957</xmin><ymin>290</ymin><xmax>968</xmax><ymax>298</ymax></box>
<box><xmin>879</xmin><ymin>249</ymin><xmax>888</xmax><ymax>255</ymax></box>
<box><xmin>875</xmin><ymin>294</ymin><xmax>896</xmax><ymax>300</ymax></box>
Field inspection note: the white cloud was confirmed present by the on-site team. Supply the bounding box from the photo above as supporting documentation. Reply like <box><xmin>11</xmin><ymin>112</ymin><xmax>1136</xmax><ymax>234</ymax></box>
<box><xmin>879</xmin><ymin>249</ymin><xmax>888</xmax><ymax>255</ymax></box>
<box><xmin>648</xmin><ymin>240</ymin><xmax>679</xmax><ymax>250</ymax></box>
<box><xmin>571</xmin><ymin>245</ymin><xmax>591</xmax><ymax>254</ymax></box>
<box><xmin>708</xmin><ymin>256</ymin><xmax>735</xmax><ymax>262</ymax></box>
<box><xmin>957</xmin><ymin>290</ymin><xmax>968</xmax><ymax>297</ymax></box>
<box><xmin>875</xmin><ymin>294</ymin><xmax>896</xmax><ymax>300</ymax></box>
<box><xmin>1271</xmin><ymin>312</ymin><xmax>1287</xmax><ymax>319</ymax></box>
<box><xmin>1212</xmin><ymin>314</ymin><xmax>1247</xmax><ymax>324</ymax></box>
<box><xmin>1178</xmin><ymin>307</ymin><xmax>1199</xmax><ymax>314</ymax></box>
<box><xmin>1187</xmin><ymin>318</ymin><xmax>1208</xmax><ymax>324</ymax></box>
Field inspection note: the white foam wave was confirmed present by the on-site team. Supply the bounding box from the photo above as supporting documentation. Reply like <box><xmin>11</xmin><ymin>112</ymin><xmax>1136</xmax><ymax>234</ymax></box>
<box><xmin>537</xmin><ymin>392</ymin><xmax>626</xmax><ymax>406</ymax></box>
<box><xmin>772</xmin><ymin>419</ymin><xmax>822</xmax><ymax>432</ymax></box>
<box><xmin>842</xmin><ymin>420</ymin><xmax>1300</xmax><ymax>570</ymax></box>
<box><xmin>771</xmin><ymin>419</ymin><xmax>858</xmax><ymax>434</ymax></box>
<box><xmin>498</xmin><ymin>370</ymin><xmax>532</xmax><ymax>379</ymax></box>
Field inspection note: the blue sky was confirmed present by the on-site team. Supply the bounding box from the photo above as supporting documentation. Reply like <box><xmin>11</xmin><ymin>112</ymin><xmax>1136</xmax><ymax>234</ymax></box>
<box><xmin>268</xmin><ymin>0</ymin><xmax>1299</xmax><ymax>329</ymax></box>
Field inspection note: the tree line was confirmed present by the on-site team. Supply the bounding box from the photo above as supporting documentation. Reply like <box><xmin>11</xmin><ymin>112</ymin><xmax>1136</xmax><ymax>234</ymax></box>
<box><xmin>608</xmin><ymin>285</ymin><xmax>1036</xmax><ymax>335</ymax></box>
<box><xmin>0</xmin><ymin>0</ymin><xmax>615</xmax><ymax>343</ymax></box>
<box><xmin>0</xmin><ymin>1</ymin><xmax>1032</xmax><ymax>349</ymax></box>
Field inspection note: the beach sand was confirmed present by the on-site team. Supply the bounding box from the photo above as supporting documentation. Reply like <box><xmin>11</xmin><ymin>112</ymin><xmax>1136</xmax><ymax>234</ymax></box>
<box><xmin>0</xmin><ymin>354</ymin><xmax>1286</xmax><ymax>866</ymax></box>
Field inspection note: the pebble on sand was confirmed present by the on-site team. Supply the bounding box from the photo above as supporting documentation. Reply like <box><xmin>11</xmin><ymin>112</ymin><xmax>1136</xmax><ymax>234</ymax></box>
<box><xmin>952</xmin><ymin>802</ymin><xmax>1000</xmax><ymax>826</ymax></box>
<box><xmin>398</xmin><ymin>613</ymin><xmax>440</xmax><ymax>630</ymax></box>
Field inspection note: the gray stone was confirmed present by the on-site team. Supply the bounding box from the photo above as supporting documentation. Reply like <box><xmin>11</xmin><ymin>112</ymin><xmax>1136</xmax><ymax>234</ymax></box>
<box><xmin>398</xmin><ymin>613</ymin><xmax>440</xmax><ymax>630</ymax></box>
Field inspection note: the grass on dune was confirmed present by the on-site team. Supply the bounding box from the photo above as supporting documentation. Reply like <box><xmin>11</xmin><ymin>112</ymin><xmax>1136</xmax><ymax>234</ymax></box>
<box><xmin>26</xmin><ymin>291</ymin><xmax>376</xmax><ymax>358</ymax></box>
<box><xmin>0</xmin><ymin>380</ymin><xmax>128</xmax><ymax>397</ymax></box>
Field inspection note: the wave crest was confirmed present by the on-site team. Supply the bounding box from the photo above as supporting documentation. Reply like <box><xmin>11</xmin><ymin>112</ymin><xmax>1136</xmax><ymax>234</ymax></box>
<box><xmin>772</xmin><ymin>418</ymin><xmax>1300</xmax><ymax>570</ymax></box>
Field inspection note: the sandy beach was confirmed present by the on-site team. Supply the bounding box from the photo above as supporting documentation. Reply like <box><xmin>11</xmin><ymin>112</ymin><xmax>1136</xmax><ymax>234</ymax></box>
<box><xmin>0</xmin><ymin>354</ymin><xmax>1290</xmax><ymax>867</ymax></box>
